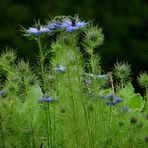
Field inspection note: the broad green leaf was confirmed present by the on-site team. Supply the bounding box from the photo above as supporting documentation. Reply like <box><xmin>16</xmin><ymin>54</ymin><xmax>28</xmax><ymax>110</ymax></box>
<box><xmin>121</xmin><ymin>82</ymin><xmax>135</xmax><ymax>96</ymax></box>
<box><xmin>26</xmin><ymin>84</ymin><xmax>43</xmax><ymax>103</ymax></box>
<box><xmin>24</xmin><ymin>84</ymin><xmax>44</xmax><ymax>128</ymax></box>
<box><xmin>128</xmin><ymin>93</ymin><xmax>143</xmax><ymax>110</ymax></box>
<box><xmin>117</xmin><ymin>82</ymin><xmax>135</xmax><ymax>104</ymax></box>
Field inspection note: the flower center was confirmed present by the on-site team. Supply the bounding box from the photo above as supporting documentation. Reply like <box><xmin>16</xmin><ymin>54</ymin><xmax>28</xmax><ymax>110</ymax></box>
<box><xmin>71</xmin><ymin>19</ymin><xmax>76</xmax><ymax>26</ymax></box>
<box><xmin>37</xmin><ymin>25</ymin><xmax>40</xmax><ymax>31</ymax></box>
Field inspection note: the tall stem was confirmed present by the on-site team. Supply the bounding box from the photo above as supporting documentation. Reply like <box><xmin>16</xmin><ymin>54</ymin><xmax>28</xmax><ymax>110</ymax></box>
<box><xmin>0</xmin><ymin>115</ymin><xmax>5</xmax><ymax>148</ymax></box>
<box><xmin>45</xmin><ymin>103</ymin><xmax>50</xmax><ymax>148</ymax></box>
<box><xmin>109</xmin><ymin>72</ymin><xmax>114</xmax><ymax>127</ymax></box>
<box><xmin>67</xmin><ymin>65</ymin><xmax>79</xmax><ymax>147</ymax></box>
<box><xmin>74</xmin><ymin>47</ymin><xmax>93</xmax><ymax>147</ymax></box>
<box><xmin>145</xmin><ymin>88</ymin><xmax>148</xmax><ymax>101</ymax></box>
<box><xmin>37</xmin><ymin>37</ymin><xmax>45</xmax><ymax>91</ymax></box>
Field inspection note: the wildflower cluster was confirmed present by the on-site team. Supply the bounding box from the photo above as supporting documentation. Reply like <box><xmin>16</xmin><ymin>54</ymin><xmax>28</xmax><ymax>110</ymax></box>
<box><xmin>0</xmin><ymin>14</ymin><xmax>148</xmax><ymax>148</ymax></box>
<box><xmin>100</xmin><ymin>94</ymin><xmax>123</xmax><ymax>106</ymax></box>
<box><xmin>39</xmin><ymin>96</ymin><xmax>53</xmax><ymax>103</ymax></box>
<box><xmin>53</xmin><ymin>65</ymin><xmax>65</xmax><ymax>73</ymax></box>
<box><xmin>25</xmin><ymin>15</ymin><xmax>87</xmax><ymax>36</ymax></box>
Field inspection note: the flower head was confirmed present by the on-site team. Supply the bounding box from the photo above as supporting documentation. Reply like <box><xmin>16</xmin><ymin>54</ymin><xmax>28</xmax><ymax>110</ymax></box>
<box><xmin>106</xmin><ymin>101</ymin><xmax>112</xmax><ymax>106</ymax></box>
<box><xmin>53</xmin><ymin>65</ymin><xmax>65</xmax><ymax>73</ymax></box>
<box><xmin>47</xmin><ymin>22</ymin><xmax>62</xmax><ymax>30</ymax></box>
<box><xmin>99</xmin><ymin>95</ymin><xmax>106</xmax><ymax>99</ymax></box>
<box><xmin>106</xmin><ymin>94</ymin><xmax>123</xmax><ymax>106</ymax></box>
<box><xmin>61</xmin><ymin>18</ymin><xmax>87</xmax><ymax>32</ymax></box>
<box><xmin>0</xmin><ymin>90</ymin><xmax>5</xmax><ymax>97</ymax></box>
<box><xmin>112</xmin><ymin>96</ymin><xmax>122</xmax><ymax>105</ymax></box>
<box><xmin>123</xmin><ymin>106</ymin><xmax>129</xmax><ymax>112</ymax></box>
<box><xmin>26</xmin><ymin>26</ymin><xmax>50</xmax><ymax>36</ymax></box>
<box><xmin>39</xmin><ymin>96</ymin><xmax>53</xmax><ymax>103</ymax></box>
<box><xmin>138</xmin><ymin>72</ymin><xmax>148</xmax><ymax>88</ymax></box>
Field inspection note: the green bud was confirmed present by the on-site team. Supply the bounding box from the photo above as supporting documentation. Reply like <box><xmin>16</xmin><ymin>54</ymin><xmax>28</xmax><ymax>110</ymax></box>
<box><xmin>1</xmin><ymin>49</ymin><xmax>16</xmax><ymax>63</ymax></box>
<box><xmin>84</xmin><ymin>26</ymin><xmax>104</xmax><ymax>54</ymax></box>
<box><xmin>138</xmin><ymin>72</ymin><xmax>148</xmax><ymax>88</ymax></box>
<box><xmin>113</xmin><ymin>61</ymin><xmax>131</xmax><ymax>82</ymax></box>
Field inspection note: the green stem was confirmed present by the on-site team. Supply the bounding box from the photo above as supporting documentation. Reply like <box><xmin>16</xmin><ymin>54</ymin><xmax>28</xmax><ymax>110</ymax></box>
<box><xmin>73</xmin><ymin>47</ymin><xmax>93</xmax><ymax>147</ymax></box>
<box><xmin>90</xmin><ymin>52</ymin><xmax>95</xmax><ymax>74</ymax></box>
<box><xmin>45</xmin><ymin>103</ymin><xmax>50</xmax><ymax>148</ymax></box>
<box><xmin>48</xmin><ymin>104</ymin><xmax>52</xmax><ymax>148</ymax></box>
<box><xmin>64</xmin><ymin>49</ymin><xmax>79</xmax><ymax>147</ymax></box>
<box><xmin>67</xmin><ymin>68</ymin><xmax>79</xmax><ymax>147</ymax></box>
<box><xmin>145</xmin><ymin>88</ymin><xmax>148</xmax><ymax>101</ymax></box>
<box><xmin>28</xmin><ymin>104</ymin><xmax>36</xmax><ymax>148</ymax></box>
<box><xmin>37</xmin><ymin>37</ymin><xmax>46</xmax><ymax>91</ymax></box>
<box><xmin>0</xmin><ymin>115</ymin><xmax>5</xmax><ymax>148</ymax></box>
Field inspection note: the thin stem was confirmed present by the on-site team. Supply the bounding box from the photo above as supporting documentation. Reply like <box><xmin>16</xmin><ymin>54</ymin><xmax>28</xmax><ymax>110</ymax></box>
<box><xmin>64</xmin><ymin>48</ymin><xmax>79</xmax><ymax>147</ymax></box>
<box><xmin>109</xmin><ymin>72</ymin><xmax>114</xmax><ymax>127</ymax></box>
<box><xmin>37</xmin><ymin>37</ymin><xmax>46</xmax><ymax>92</ymax></box>
<box><xmin>109</xmin><ymin>72</ymin><xmax>115</xmax><ymax>95</ymax></box>
<box><xmin>145</xmin><ymin>87</ymin><xmax>148</xmax><ymax>101</ymax></box>
<box><xmin>28</xmin><ymin>104</ymin><xmax>36</xmax><ymax>148</ymax></box>
<box><xmin>73</xmin><ymin>47</ymin><xmax>93</xmax><ymax>147</ymax></box>
<box><xmin>67</xmin><ymin>67</ymin><xmax>79</xmax><ymax>147</ymax></box>
<box><xmin>45</xmin><ymin>103</ymin><xmax>50</xmax><ymax>148</ymax></box>
<box><xmin>90</xmin><ymin>52</ymin><xmax>95</xmax><ymax>74</ymax></box>
<box><xmin>48</xmin><ymin>103</ymin><xmax>52</xmax><ymax>148</ymax></box>
<box><xmin>37</xmin><ymin>37</ymin><xmax>44</xmax><ymax>69</ymax></box>
<box><xmin>0</xmin><ymin>115</ymin><xmax>5</xmax><ymax>148</ymax></box>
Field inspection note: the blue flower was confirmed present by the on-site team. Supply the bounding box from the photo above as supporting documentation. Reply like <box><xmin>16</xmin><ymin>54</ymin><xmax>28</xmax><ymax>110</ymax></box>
<box><xmin>123</xmin><ymin>106</ymin><xmax>129</xmax><ymax>112</ymax></box>
<box><xmin>99</xmin><ymin>95</ymin><xmax>105</xmax><ymax>99</ymax></box>
<box><xmin>106</xmin><ymin>94</ymin><xmax>123</xmax><ymax>106</ymax></box>
<box><xmin>106</xmin><ymin>101</ymin><xmax>112</xmax><ymax>106</ymax></box>
<box><xmin>0</xmin><ymin>90</ymin><xmax>5</xmax><ymax>97</ymax></box>
<box><xmin>39</xmin><ymin>96</ymin><xmax>53</xmax><ymax>103</ymax></box>
<box><xmin>26</xmin><ymin>26</ymin><xmax>50</xmax><ymax>36</ymax></box>
<box><xmin>47</xmin><ymin>22</ymin><xmax>62</xmax><ymax>30</ymax></box>
<box><xmin>108</xmin><ymin>94</ymin><xmax>114</xmax><ymax>99</ymax></box>
<box><xmin>112</xmin><ymin>96</ymin><xmax>122</xmax><ymax>104</ymax></box>
<box><xmin>53</xmin><ymin>65</ymin><xmax>65</xmax><ymax>73</ymax></box>
<box><xmin>61</xmin><ymin>18</ymin><xmax>87</xmax><ymax>32</ymax></box>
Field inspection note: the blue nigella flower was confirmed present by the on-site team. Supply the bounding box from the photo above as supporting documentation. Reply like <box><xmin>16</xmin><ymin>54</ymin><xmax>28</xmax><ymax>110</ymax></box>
<box><xmin>61</xmin><ymin>18</ymin><xmax>87</xmax><ymax>32</ymax></box>
<box><xmin>112</xmin><ymin>96</ymin><xmax>122</xmax><ymax>105</ymax></box>
<box><xmin>106</xmin><ymin>94</ymin><xmax>123</xmax><ymax>106</ymax></box>
<box><xmin>47</xmin><ymin>22</ymin><xmax>62</xmax><ymax>30</ymax></box>
<box><xmin>26</xmin><ymin>26</ymin><xmax>50</xmax><ymax>36</ymax></box>
<box><xmin>0</xmin><ymin>90</ymin><xmax>5</xmax><ymax>97</ymax></box>
<box><xmin>53</xmin><ymin>65</ymin><xmax>65</xmax><ymax>73</ymax></box>
<box><xmin>108</xmin><ymin>94</ymin><xmax>114</xmax><ymax>99</ymax></box>
<box><xmin>39</xmin><ymin>96</ymin><xmax>53</xmax><ymax>103</ymax></box>
<box><xmin>123</xmin><ymin>106</ymin><xmax>129</xmax><ymax>112</ymax></box>
<box><xmin>99</xmin><ymin>95</ymin><xmax>106</xmax><ymax>99</ymax></box>
<box><xmin>106</xmin><ymin>101</ymin><xmax>112</xmax><ymax>106</ymax></box>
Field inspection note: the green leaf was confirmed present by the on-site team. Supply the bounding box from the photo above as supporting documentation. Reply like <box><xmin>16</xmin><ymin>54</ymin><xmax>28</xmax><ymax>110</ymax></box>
<box><xmin>117</xmin><ymin>82</ymin><xmax>135</xmax><ymax>104</ymax></box>
<box><xmin>26</xmin><ymin>84</ymin><xmax>43</xmax><ymax>103</ymax></box>
<box><xmin>122</xmin><ymin>82</ymin><xmax>134</xmax><ymax>96</ymax></box>
<box><xmin>22</xmin><ymin>84</ymin><xmax>44</xmax><ymax>128</ymax></box>
<box><xmin>128</xmin><ymin>93</ymin><xmax>143</xmax><ymax>110</ymax></box>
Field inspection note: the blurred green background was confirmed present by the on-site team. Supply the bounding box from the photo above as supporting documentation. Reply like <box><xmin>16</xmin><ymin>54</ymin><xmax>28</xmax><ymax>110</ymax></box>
<box><xmin>0</xmin><ymin>0</ymin><xmax>147</xmax><ymax>76</ymax></box>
